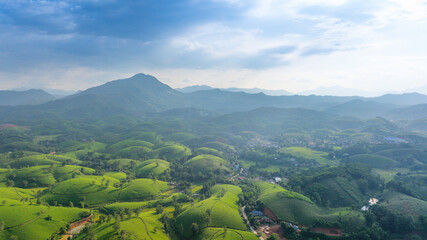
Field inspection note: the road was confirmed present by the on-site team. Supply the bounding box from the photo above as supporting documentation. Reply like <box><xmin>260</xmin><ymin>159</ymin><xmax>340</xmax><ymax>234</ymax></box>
<box><xmin>241</xmin><ymin>206</ymin><xmax>264</xmax><ymax>240</ymax></box>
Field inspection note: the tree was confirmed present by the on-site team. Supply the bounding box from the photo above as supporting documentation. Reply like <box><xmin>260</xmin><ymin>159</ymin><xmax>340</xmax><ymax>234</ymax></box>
<box><xmin>69</xmin><ymin>201</ymin><xmax>74</xmax><ymax>208</ymax></box>
<box><xmin>156</xmin><ymin>204</ymin><xmax>164</xmax><ymax>214</ymax></box>
<box><xmin>191</xmin><ymin>222</ymin><xmax>199</xmax><ymax>236</ymax></box>
<box><xmin>267</xmin><ymin>233</ymin><xmax>279</xmax><ymax>240</ymax></box>
<box><xmin>113</xmin><ymin>220</ymin><xmax>121</xmax><ymax>233</ymax></box>
<box><xmin>6</xmin><ymin>179</ymin><xmax>14</xmax><ymax>187</ymax></box>
<box><xmin>174</xmin><ymin>204</ymin><xmax>182</xmax><ymax>218</ymax></box>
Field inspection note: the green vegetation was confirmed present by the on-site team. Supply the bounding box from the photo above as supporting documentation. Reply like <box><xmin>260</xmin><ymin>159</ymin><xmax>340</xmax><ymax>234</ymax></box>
<box><xmin>347</xmin><ymin>154</ymin><xmax>398</xmax><ymax>169</ymax></box>
<box><xmin>135</xmin><ymin>159</ymin><xmax>170</xmax><ymax>177</ymax></box>
<box><xmin>174</xmin><ymin>185</ymin><xmax>248</xmax><ymax>239</ymax></box>
<box><xmin>280</xmin><ymin>147</ymin><xmax>332</xmax><ymax>165</ymax></box>
<box><xmin>1</xmin><ymin>79</ymin><xmax>426</xmax><ymax>239</ymax></box>
<box><xmin>185</xmin><ymin>154</ymin><xmax>230</xmax><ymax>176</ymax></box>
<box><xmin>0</xmin><ymin>205</ymin><xmax>88</xmax><ymax>240</ymax></box>
<box><xmin>153</xmin><ymin>143</ymin><xmax>192</xmax><ymax>161</ymax></box>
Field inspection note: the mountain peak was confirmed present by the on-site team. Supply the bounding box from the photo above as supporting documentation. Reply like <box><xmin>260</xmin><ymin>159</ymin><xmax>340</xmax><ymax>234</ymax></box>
<box><xmin>129</xmin><ymin>73</ymin><xmax>158</xmax><ymax>81</ymax></box>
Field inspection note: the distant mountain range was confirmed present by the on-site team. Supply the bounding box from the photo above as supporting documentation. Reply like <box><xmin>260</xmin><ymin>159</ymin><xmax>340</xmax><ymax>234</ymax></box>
<box><xmin>0</xmin><ymin>73</ymin><xmax>426</xmax><ymax>122</ymax></box>
<box><xmin>0</xmin><ymin>89</ymin><xmax>55</xmax><ymax>106</ymax></box>
<box><xmin>177</xmin><ymin>85</ymin><xmax>292</xmax><ymax>96</ymax></box>
<box><xmin>11</xmin><ymin>87</ymin><xmax>77</xmax><ymax>99</ymax></box>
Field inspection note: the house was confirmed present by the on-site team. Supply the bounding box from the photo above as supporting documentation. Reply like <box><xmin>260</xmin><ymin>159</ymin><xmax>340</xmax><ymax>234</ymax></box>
<box><xmin>251</xmin><ymin>210</ymin><xmax>263</xmax><ymax>217</ymax></box>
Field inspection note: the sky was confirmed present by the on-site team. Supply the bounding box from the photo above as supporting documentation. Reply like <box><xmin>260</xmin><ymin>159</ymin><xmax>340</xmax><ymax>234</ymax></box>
<box><xmin>1</xmin><ymin>0</ymin><xmax>427</xmax><ymax>96</ymax></box>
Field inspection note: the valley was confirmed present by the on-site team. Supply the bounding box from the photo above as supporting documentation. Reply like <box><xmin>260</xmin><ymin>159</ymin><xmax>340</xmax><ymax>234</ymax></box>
<box><xmin>0</xmin><ymin>74</ymin><xmax>426</xmax><ymax>240</ymax></box>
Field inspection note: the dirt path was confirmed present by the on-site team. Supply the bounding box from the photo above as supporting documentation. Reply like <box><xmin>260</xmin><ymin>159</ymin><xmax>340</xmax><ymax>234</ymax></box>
<box><xmin>311</xmin><ymin>227</ymin><xmax>343</xmax><ymax>237</ymax></box>
<box><xmin>137</xmin><ymin>217</ymin><xmax>154</xmax><ymax>240</ymax></box>
<box><xmin>241</xmin><ymin>206</ymin><xmax>264</xmax><ymax>240</ymax></box>
<box><xmin>60</xmin><ymin>214</ymin><xmax>93</xmax><ymax>240</ymax></box>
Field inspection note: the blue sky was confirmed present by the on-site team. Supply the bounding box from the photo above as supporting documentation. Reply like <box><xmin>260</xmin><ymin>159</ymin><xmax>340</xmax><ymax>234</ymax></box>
<box><xmin>0</xmin><ymin>0</ymin><xmax>427</xmax><ymax>95</ymax></box>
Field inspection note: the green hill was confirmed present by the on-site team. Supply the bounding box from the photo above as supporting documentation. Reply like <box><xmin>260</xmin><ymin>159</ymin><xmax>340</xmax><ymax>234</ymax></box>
<box><xmin>52</xmin><ymin>165</ymin><xmax>95</xmax><ymax>181</ymax></box>
<box><xmin>118</xmin><ymin>179</ymin><xmax>169</xmax><ymax>201</ymax></box>
<box><xmin>135</xmin><ymin>159</ymin><xmax>170</xmax><ymax>177</ymax></box>
<box><xmin>380</xmin><ymin>191</ymin><xmax>427</xmax><ymax>219</ymax></box>
<box><xmin>9</xmin><ymin>165</ymin><xmax>57</xmax><ymax>188</ymax></box>
<box><xmin>250</xmin><ymin>181</ymin><xmax>328</xmax><ymax>224</ymax></box>
<box><xmin>107</xmin><ymin>140</ymin><xmax>154</xmax><ymax>153</ymax></box>
<box><xmin>303</xmin><ymin>176</ymin><xmax>366</xmax><ymax>207</ymax></box>
<box><xmin>115</xmin><ymin>146</ymin><xmax>152</xmax><ymax>159</ymax></box>
<box><xmin>174</xmin><ymin>184</ymin><xmax>248</xmax><ymax>239</ymax></box>
<box><xmin>127</xmin><ymin>131</ymin><xmax>163</xmax><ymax>144</ymax></box>
<box><xmin>347</xmin><ymin>154</ymin><xmax>398</xmax><ymax>169</ymax></box>
<box><xmin>153</xmin><ymin>143</ymin><xmax>192</xmax><ymax>161</ymax></box>
<box><xmin>280</xmin><ymin>147</ymin><xmax>331</xmax><ymax>165</ymax></box>
<box><xmin>194</xmin><ymin>147</ymin><xmax>221</xmax><ymax>157</ymax></box>
<box><xmin>0</xmin><ymin>205</ymin><xmax>89</xmax><ymax>240</ymax></box>
<box><xmin>43</xmin><ymin>175</ymin><xmax>121</xmax><ymax>206</ymax></box>
<box><xmin>7</xmin><ymin>154</ymin><xmax>61</xmax><ymax>168</ymax></box>
<box><xmin>105</xmin><ymin>158</ymin><xmax>136</xmax><ymax>170</ymax></box>
<box><xmin>75</xmin><ymin>207</ymin><xmax>169</xmax><ymax>240</ymax></box>
<box><xmin>185</xmin><ymin>154</ymin><xmax>230</xmax><ymax>176</ymax></box>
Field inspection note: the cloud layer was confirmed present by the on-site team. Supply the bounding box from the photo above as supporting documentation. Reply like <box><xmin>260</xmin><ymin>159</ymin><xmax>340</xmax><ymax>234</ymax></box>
<box><xmin>0</xmin><ymin>0</ymin><xmax>426</xmax><ymax>95</ymax></box>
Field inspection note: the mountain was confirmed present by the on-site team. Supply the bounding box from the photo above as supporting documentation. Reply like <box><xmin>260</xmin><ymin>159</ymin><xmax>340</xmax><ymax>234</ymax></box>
<box><xmin>210</xmin><ymin>107</ymin><xmax>335</xmax><ymax>134</ymax></box>
<box><xmin>177</xmin><ymin>85</ymin><xmax>213</xmax><ymax>93</ymax></box>
<box><xmin>370</xmin><ymin>92</ymin><xmax>427</xmax><ymax>106</ymax></box>
<box><xmin>0</xmin><ymin>89</ymin><xmax>55</xmax><ymax>106</ymax></box>
<box><xmin>384</xmin><ymin>104</ymin><xmax>427</xmax><ymax>120</ymax></box>
<box><xmin>12</xmin><ymin>87</ymin><xmax>77</xmax><ymax>99</ymax></box>
<box><xmin>325</xmin><ymin>99</ymin><xmax>398</xmax><ymax>118</ymax></box>
<box><xmin>0</xmin><ymin>73</ymin><xmax>426</xmax><ymax>123</ymax></box>
<box><xmin>298</xmin><ymin>86</ymin><xmax>380</xmax><ymax>97</ymax></box>
<box><xmin>177</xmin><ymin>85</ymin><xmax>292</xmax><ymax>96</ymax></box>
<box><xmin>223</xmin><ymin>87</ymin><xmax>292</xmax><ymax>96</ymax></box>
<box><xmin>39</xmin><ymin>73</ymin><xmax>187</xmax><ymax>118</ymax></box>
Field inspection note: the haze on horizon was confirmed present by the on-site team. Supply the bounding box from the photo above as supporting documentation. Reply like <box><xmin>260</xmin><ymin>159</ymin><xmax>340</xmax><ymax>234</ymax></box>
<box><xmin>1</xmin><ymin>0</ymin><xmax>427</xmax><ymax>96</ymax></box>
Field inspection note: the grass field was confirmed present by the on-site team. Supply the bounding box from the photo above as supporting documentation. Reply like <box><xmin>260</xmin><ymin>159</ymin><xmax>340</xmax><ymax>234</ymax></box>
<box><xmin>0</xmin><ymin>205</ymin><xmax>88</xmax><ymax>240</ymax></box>
<box><xmin>118</xmin><ymin>179</ymin><xmax>169</xmax><ymax>201</ymax></box>
<box><xmin>201</xmin><ymin>227</ymin><xmax>258</xmax><ymax>240</ymax></box>
<box><xmin>251</xmin><ymin>180</ymin><xmax>364</xmax><ymax>227</ymax></box>
<box><xmin>115</xmin><ymin>146</ymin><xmax>152</xmax><ymax>159</ymax></box>
<box><xmin>106</xmin><ymin>139</ymin><xmax>154</xmax><ymax>153</ymax></box>
<box><xmin>280</xmin><ymin>147</ymin><xmax>333</xmax><ymax>165</ymax></box>
<box><xmin>135</xmin><ymin>159</ymin><xmax>170</xmax><ymax>177</ymax></box>
<box><xmin>153</xmin><ymin>143</ymin><xmax>192</xmax><ymax>161</ymax></box>
<box><xmin>32</xmin><ymin>134</ymin><xmax>62</xmax><ymax>144</ymax></box>
<box><xmin>347</xmin><ymin>154</ymin><xmax>398</xmax><ymax>169</ymax></box>
<box><xmin>8</xmin><ymin>155</ymin><xmax>61</xmax><ymax>168</ymax></box>
<box><xmin>104</xmin><ymin>172</ymin><xmax>127</xmax><ymax>181</ymax></box>
<box><xmin>194</xmin><ymin>147</ymin><xmax>221</xmax><ymax>157</ymax></box>
<box><xmin>10</xmin><ymin>165</ymin><xmax>57</xmax><ymax>188</ymax></box>
<box><xmin>174</xmin><ymin>184</ymin><xmax>247</xmax><ymax>238</ymax></box>
<box><xmin>380</xmin><ymin>191</ymin><xmax>427</xmax><ymax>218</ymax></box>
<box><xmin>373</xmin><ymin>169</ymin><xmax>397</xmax><ymax>183</ymax></box>
<box><xmin>76</xmin><ymin>207</ymin><xmax>171</xmax><ymax>240</ymax></box>
<box><xmin>304</xmin><ymin>176</ymin><xmax>365</xmax><ymax>207</ymax></box>
<box><xmin>185</xmin><ymin>154</ymin><xmax>230</xmax><ymax>175</ymax></box>
<box><xmin>44</xmin><ymin>176</ymin><xmax>169</xmax><ymax>206</ymax></box>
<box><xmin>0</xmin><ymin>187</ymin><xmax>37</xmax><ymax>203</ymax></box>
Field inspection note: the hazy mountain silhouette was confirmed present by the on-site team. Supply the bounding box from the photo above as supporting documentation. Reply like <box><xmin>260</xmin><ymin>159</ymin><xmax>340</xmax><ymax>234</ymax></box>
<box><xmin>0</xmin><ymin>73</ymin><xmax>426</xmax><ymax>122</ymax></box>
<box><xmin>0</xmin><ymin>89</ymin><xmax>55</xmax><ymax>106</ymax></box>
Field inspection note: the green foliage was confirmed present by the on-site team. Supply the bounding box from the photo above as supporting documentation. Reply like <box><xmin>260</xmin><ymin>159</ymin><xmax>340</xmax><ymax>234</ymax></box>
<box><xmin>153</xmin><ymin>143</ymin><xmax>192</xmax><ymax>161</ymax></box>
<box><xmin>0</xmin><ymin>205</ymin><xmax>88</xmax><ymax>240</ymax></box>
<box><xmin>107</xmin><ymin>140</ymin><xmax>154</xmax><ymax>153</ymax></box>
<box><xmin>280</xmin><ymin>147</ymin><xmax>331</xmax><ymax>165</ymax></box>
<box><xmin>135</xmin><ymin>159</ymin><xmax>170</xmax><ymax>178</ymax></box>
<box><xmin>346</xmin><ymin>154</ymin><xmax>398</xmax><ymax>169</ymax></box>
<box><xmin>174</xmin><ymin>185</ymin><xmax>247</xmax><ymax>238</ymax></box>
<box><xmin>184</xmin><ymin>154</ymin><xmax>230</xmax><ymax>177</ymax></box>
